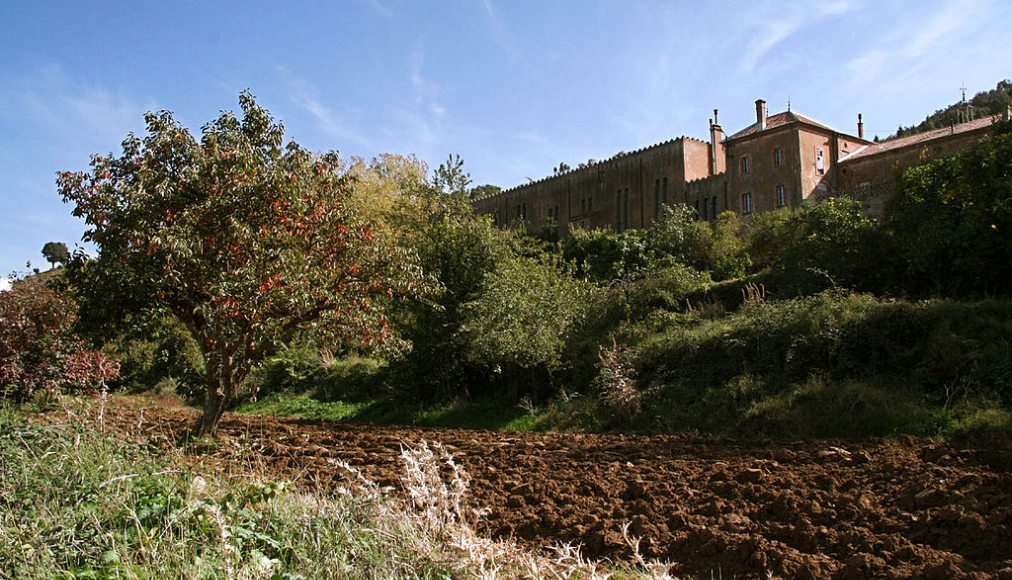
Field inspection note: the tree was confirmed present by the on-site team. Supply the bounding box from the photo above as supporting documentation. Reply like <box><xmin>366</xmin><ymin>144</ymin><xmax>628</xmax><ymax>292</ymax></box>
<box><xmin>58</xmin><ymin>93</ymin><xmax>418</xmax><ymax>435</ymax></box>
<box><xmin>886</xmin><ymin>118</ymin><xmax>1012</xmax><ymax>296</ymax></box>
<box><xmin>41</xmin><ymin>241</ymin><xmax>69</xmax><ymax>268</ymax></box>
<box><xmin>469</xmin><ymin>183</ymin><xmax>501</xmax><ymax>200</ymax></box>
<box><xmin>431</xmin><ymin>153</ymin><xmax>471</xmax><ymax>198</ymax></box>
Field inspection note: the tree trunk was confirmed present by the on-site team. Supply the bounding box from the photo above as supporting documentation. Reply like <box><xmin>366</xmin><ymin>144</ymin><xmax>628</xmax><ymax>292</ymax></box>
<box><xmin>194</xmin><ymin>368</ymin><xmax>232</xmax><ymax>436</ymax></box>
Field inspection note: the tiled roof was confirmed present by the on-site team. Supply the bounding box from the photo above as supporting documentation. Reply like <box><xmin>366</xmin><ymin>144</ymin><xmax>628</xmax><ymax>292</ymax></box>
<box><xmin>839</xmin><ymin>115</ymin><xmax>998</xmax><ymax>162</ymax></box>
<box><xmin>725</xmin><ymin>111</ymin><xmax>841</xmax><ymax>141</ymax></box>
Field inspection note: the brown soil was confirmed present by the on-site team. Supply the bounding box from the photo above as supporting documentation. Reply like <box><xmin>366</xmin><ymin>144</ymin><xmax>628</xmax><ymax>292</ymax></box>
<box><xmin>46</xmin><ymin>398</ymin><xmax>1012</xmax><ymax>579</ymax></box>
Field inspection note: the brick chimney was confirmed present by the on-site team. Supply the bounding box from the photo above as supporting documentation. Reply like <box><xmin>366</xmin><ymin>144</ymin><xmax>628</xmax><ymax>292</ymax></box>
<box><xmin>755</xmin><ymin>99</ymin><xmax>767</xmax><ymax>131</ymax></box>
<box><xmin>857</xmin><ymin>113</ymin><xmax>864</xmax><ymax>139</ymax></box>
<box><xmin>710</xmin><ymin>109</ymin><xmax>726</xmax><ymax>175</ymax></box>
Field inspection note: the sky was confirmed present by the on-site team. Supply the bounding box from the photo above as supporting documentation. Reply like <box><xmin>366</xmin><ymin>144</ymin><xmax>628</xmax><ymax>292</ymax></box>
<box><xmin>2</xmin><ymin>0</ymin><xmax>1010</xmax><ymax>282</ymax></box>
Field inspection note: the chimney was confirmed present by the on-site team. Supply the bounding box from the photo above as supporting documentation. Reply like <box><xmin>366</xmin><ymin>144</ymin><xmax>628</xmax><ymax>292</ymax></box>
<box><xmin>709</xmin><ymin>108</ymin><xmax>726</xmax><ymax>175</ymax></box>
<box><xmin>755</xmin><ymin>99</ymin><xmax>767</xmax><ymax>131</ymax></box>
<box><xmin>857</xmin><ymin>113</ymin><xmax>864</xmax><ymax>139</ymax></box>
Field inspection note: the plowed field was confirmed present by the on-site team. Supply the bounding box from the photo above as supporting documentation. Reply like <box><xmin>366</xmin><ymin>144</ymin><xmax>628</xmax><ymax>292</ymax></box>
<box><xmin>50</xmin><ymin>399</ymin><xmax>1012</xmax><ymax>578</ymax></box>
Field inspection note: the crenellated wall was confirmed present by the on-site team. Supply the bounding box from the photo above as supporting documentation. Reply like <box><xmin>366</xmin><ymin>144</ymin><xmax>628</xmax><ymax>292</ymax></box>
<box><xmin>474</xmin><ymin>103</ymin><xmax>1002</xmax><ymax>230</ymax></box>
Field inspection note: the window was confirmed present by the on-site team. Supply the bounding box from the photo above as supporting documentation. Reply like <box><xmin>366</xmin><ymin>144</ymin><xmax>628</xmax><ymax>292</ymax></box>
<box><xmin>773</xmin><ymin>148</ymin><xmax>783</xmax><ymax>166</ymax></box>
<box><xmin>741</xmin><ymin>155</ymin><xmax>750</xmax><ymax>175</ymax></box>
<box><xmin>742</xmin><ymin>192</ymin><xmax>753</xmax><ymax>215</ymax></box>
<box><xmin>616</xmin><ymin>189</ymin><xmax>622</xmax><ymax>230</ymax></box>
<box><xmin>623</xmin><ymin>188</ymin><xmax>630</xmax><ymax>230</ymax></box>
<box><xmin>815</xmin><ymin>148</ymin><xmax>825</xmax><ymax>174</ymax></box>
<box><xmin>776</xmin><ymin>185</ymin><xmax>786</xmax><ymax>207</ymax></box>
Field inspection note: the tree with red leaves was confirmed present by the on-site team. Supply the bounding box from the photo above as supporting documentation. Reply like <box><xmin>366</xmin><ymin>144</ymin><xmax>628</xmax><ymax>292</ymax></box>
<box><xmin>59</xmin><ymin>93</ymin><xmax>419</xmax><ymax>435</ymax></box>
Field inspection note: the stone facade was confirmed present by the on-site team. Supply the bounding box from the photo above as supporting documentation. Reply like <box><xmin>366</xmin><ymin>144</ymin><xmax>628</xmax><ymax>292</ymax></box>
<box><xmin>474</xmin><ymin>99</ymin><xmax>1009</xmax><ymax>228</ymax></box>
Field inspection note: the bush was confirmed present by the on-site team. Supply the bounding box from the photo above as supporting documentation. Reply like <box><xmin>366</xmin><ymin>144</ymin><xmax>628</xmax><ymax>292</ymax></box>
<box><xmin>885</xmin><ymin>120</ymin><xmax>1012</xmax><ymax>297</ymax></box>
<box><xmin>563</xmin><ymin>227</ymin><xmax>650</xmax><ymax>283</ymax></box>
<box><xmin>630</xmin><ymin>292</ymin><xmax>1012</xmax><ymax>437</ymax></box>
<box><xmin>102</xmin><ymin>315</ymin><xmax>205</xmax><ymax>398</ymax></box>
<box><xmin>0</xmin><ymin>282</ymin><xmax>118</xmax><ymax>401</ymax></box>
<box><xmin>460</xmin><ymin>253</ymin><xmax>596</xmax><ymax>398</ymax></box>
<box><xmin>762</xmin><ymin>198</ymin><xmax>885</xmax><ymax>295</ymax></box>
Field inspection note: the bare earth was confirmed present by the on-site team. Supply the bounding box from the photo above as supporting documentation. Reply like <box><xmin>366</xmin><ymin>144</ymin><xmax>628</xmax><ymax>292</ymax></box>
<box><xmin>47</xmin><ymin>398</ymin><xmax>1012</xmax><ymax>579</ymax></box>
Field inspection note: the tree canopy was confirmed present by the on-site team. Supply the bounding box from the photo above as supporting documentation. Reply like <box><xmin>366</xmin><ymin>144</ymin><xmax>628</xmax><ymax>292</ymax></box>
<box><xmin>41</xmin><ymin>241</ymin><xmax>69</xmax><ymax>268</ymax></box>
<box><xmin>58</xmin><ymin>92</ymin><xmax>420</xmax><ymax>434</ymax></box>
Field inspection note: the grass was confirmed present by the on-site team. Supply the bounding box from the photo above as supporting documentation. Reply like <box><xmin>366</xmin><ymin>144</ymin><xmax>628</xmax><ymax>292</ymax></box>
<box><xmin>0</xmin><ymin>400</ymin><xmax>673</xmax><ymax>579</ymax></box>
<box><xmin>237</xmin><ymin>390</ymin><xmax>551</xmax><ymax>432</ymax></box>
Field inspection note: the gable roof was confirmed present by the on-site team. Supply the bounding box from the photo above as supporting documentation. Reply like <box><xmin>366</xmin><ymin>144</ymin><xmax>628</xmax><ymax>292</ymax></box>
<box><xmin>725</xmin><ymin>111</ymin><xmax>853</xmax><ymax>142</ymax></box>
<box><xmin>839</xmin><ymin>115</ymin><xmax>997</xmax><ymax>162</ymax></box>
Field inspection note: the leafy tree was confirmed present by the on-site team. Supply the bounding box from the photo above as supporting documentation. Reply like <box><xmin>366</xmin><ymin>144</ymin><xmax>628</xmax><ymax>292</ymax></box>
<box><xmin>431</xmin><ymin>153</ymin><xmax>471</xmax><ymax>198</ymax></box>
<box><xmin>58</xmin><ymin>93</ymin><xmax>418</xmax><ymax>434</ymax></box>
<box><xmin>343</xmin><ymin>153</ymin><xmax>429</xmax><ymax>228</ymax></box>
<box><xmin>563</xmin><ymin>227</ymin><xmax>651</xmax><ymax>283</ymax></box>
<box><xmin>886</xmin><ymin>118</ymin><xmax>1012</xmax><ymax>296</ymax></box>
<box><xmin>770</xmin><ymin>198</ymin><xmax>882</xmax><ymax>294</ymax></box>
<box><xmin>461</xmin><ymin>252</ymin><xmax>595</xmax><ymax>397</ymax></box>
<box><xmin>469</xmin><ymin>183</ymin><xmax>501</xmax><ymax>200</ymax></box>
<box><xmin>390</xmin><ymin>158</ymin><xmax>513</xmax><ymax>399</ymax></box>
<box><xmin>0</xmin><ymin>281</ymin><xmax>119</xmax><ymax>401</ymax></box>
<box><xmin>41</xmin><ymin>241</ymin><xmax>69</xmax><ymax>268</ymax></box>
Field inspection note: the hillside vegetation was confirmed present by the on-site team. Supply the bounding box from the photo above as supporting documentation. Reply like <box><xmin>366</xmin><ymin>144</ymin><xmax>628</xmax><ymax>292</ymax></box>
<box><xmin>5</xmin><ymin>99</ymin><xmax>1012</xmax><ymax>445</ymax></box>
<box><xmin>891</xmin><ymin>79</ymin><xmax>1012</xmax><ymax>139</ymax></box>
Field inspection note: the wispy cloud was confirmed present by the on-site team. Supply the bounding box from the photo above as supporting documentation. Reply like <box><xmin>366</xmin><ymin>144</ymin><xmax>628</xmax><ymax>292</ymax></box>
<box><xmin>3</xmin><ymin>64</ymin><xmax>154</xmax><ymax>150</ymax></box>
<box><xmin>479</xmin><ymin>0</ymin><xmax>524</xmax><ymax>63</ymax></box>
<box><xmin>357</xmin><ymin>0</ymin><xmax>394</xmax><ymax>18</ymax></box>
<box><xmin>738</xmin><ymin>0</ymin><xmax>859</xmax><ymax>73</ymax></box>
<box><xmin>279</xmin><ymin>70</ymin><xmax>373</xmax><ymax>149</ymax></box>
<box><xmin>844</xmin><ymin>0</ymin><xmax>985</xmax><ymax>90</ymax></box>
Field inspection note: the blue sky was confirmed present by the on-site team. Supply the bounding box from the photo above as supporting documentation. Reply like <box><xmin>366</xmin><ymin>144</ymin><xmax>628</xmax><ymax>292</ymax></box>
<box><xmin>2</xmin><ymin>0</ymin><xmax>1010</xmax><ymax>284</ymax></box>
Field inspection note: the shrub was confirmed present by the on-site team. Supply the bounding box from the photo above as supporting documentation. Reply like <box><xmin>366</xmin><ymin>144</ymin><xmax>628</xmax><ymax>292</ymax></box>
<box><xmin>0</xmin><ymin>282</ymin><xmax>118</xmax><ymax>401</ymax></box>
<box><xmin>563</xmin><ymin>227</ymin><xmax>650</xmax><ymax>283</ymax></box>
<box><xmin>631</xmin><ymin>292</ymin><xmax>1012</xmax><ymax>437</ymax></box>
<box><xmin>460</xmin><ymin>253</ymin><xmax>596</xmax><ymax>398</ymax></box>
<box><xmin>885</xmin><ymin>119</ymin><xmax>1012</xmax><ymax>297</ymax></box>
<box><xmin>765</xmin><ymin>198</ymin><xmax>884</xmax><ymax>295</ymax></box>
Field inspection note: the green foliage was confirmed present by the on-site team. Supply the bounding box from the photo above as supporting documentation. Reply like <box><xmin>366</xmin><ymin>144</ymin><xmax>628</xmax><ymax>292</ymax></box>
<box><xmin>41</xmin><ymin>241</ymin><xmax>69</xmax><ymax>268</ymax></box>
<box><xmin>461</xmin><ymin>253</ymin><xmax>596</xmax><ymax>397</ymax></box>
<box><xmin>885</xmin><ymin>120</ymin><xmax>1012</xmax><ymax>296</ymax></box>
<box><xmin>627</xmin><ymin>292</ymin><xmax>1012</xmax><ymax>438</ymax></box>
<box><xmin>58</xmin><ymin>92</ymin><xmax>420</xmax><ymax>434</ymax></box>
<box><xmin>563</xmin><ymin>227</ymin><xmax>651</xmax><ymax>282</ymax></box>
<box><xmin>103</xmin><ymin>315</ymin><xmax>204</xmax><ymax>398</ymax></box>
<box><xmin>469</xmin><ymin>183</ymin><xmax>501</xmax><ymax>200</ymax></box>
<box><xmin>393</xmin><ymin>208</ymin><xmax>514</xmax><ymax>399</ymax></box>
<box><xmin>762</xmin><ymin>198</ymin><xmax>884</xmax><ymax>294</ymax></box>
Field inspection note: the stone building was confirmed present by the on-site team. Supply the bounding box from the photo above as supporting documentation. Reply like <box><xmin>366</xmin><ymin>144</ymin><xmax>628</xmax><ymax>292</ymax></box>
<box><xmin>473</xmin><ymin>98</ymin><xmax>1009</xmax><ymax>230</ymax></box>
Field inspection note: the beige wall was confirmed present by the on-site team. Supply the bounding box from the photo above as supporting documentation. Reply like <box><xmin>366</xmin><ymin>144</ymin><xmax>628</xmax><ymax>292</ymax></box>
<box><xmin>474</xmin><ymin>111</ymin><xmax>992</xmax><ymax>229</ymax></box>
<box><xmin>475</xmin><ymin>137</ymin><xmax>702</xmax><ymax>232</ymax></box>
<box><xmin>837</xmin><ymin>124</ymin><xmax>993</xmax><ymax>217</ymax></box>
